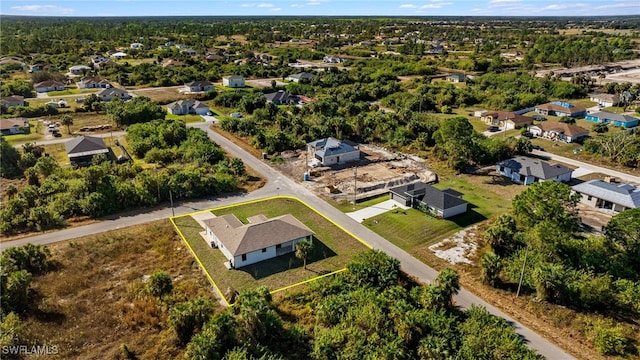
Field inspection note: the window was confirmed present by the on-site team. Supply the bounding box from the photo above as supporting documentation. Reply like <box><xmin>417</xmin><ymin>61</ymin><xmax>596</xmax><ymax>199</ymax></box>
<box><xmin>241</xmin><ymin>254</ymin><xmax>247</xmax><ymax>261</ymax></box>
<box><xmin>587</xmin><ymin>196</ymin><xmax>592</xmax><ymax>201</ymax></box>
<box><xmin>262</xmin><ymin>248</ymin><xmax>267</xmax><ymax>253</ymax></box>
<box><xmin>276</xmin><ymin>244</ymin><xmax>281</xmax><ymax>249</ymax></box>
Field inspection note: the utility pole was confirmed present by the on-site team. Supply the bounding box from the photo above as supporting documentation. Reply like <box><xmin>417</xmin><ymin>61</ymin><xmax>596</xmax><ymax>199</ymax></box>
<box><xmin>516</xmin><ymin>244</ymin><xmax>529</xmax><ymax>298</ymax></box>
<box><xmin>353</xmin><ymin>165</ymin><xmax>357</xmax><ymax>207</ymax></box>
<box><xmin>169</xmin><ymin>189</ymin><xmax>175</xmax><ymax>217</ymax></box>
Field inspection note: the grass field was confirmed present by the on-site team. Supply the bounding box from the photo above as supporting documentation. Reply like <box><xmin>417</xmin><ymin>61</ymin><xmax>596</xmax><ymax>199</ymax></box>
<box><xmin>47</xmin><ymin>88</ymin><xmax>99</xmax><ymax>97</ymax></box>
<box><xmin>20</xmin><ymin>221</ymin><xmax>216</xmax><ymax>359</ymax></box>
<box><xmin>331</xmin><ymin>194</ymin><xmax>389</xmax><ymax>212</ymax></box>
<box><xmin>172</xmin><ymin>197</ymin><xmax>370</xmax><ymax>302</ymax></box>
<box><xmin>165</xmin><ymin>113</ymin><xmax>204</xmax><ymax>123</ymax></box>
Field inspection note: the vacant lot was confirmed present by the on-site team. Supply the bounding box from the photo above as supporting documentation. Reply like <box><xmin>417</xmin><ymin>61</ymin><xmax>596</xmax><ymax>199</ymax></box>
<box><xmin>17</xmin><ymin>221</ymin><xmax>217</xmax><ymax>359</ymax></box>
<box><xmin>172</xmin><ymin>197</ymin><xmax>370</xmax><ymax>303</ymax></box>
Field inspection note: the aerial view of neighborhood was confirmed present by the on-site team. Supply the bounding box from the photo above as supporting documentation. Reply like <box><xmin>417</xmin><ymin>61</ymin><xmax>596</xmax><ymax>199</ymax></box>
<box><xmin>1</xmin><ymin>1</ymin><xmax>639</xmax><ymax>358</ymax></box>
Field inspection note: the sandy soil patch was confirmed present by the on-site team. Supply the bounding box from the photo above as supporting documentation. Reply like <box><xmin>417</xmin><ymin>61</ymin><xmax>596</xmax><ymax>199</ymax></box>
<box><xmin>428</xmin><ymin>225</ymin><xmax>479</xmax><ymax>264</ymax></box>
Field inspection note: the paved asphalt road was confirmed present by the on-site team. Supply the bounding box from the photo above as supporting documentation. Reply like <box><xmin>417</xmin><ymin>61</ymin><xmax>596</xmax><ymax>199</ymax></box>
<box><xmin>533</xmin><ymin>149</ymin><xmax>640</xmax><ymax>184</ymax></box>
<box><xmin>3</xmin><ymin>119</ymin><xmax>590</xmax><ymax>359</ymax></box>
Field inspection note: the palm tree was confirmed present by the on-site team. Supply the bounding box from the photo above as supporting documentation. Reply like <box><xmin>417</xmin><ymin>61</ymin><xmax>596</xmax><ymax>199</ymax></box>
<box><xmin>60</xmin><ymin>114</ymin><xmax>73</xmax><ymax>134</ymax></box>
<box><xmin>295</xmin><ymin>239</ymin><xmax>314</xmax><ymax>270</ymax></box>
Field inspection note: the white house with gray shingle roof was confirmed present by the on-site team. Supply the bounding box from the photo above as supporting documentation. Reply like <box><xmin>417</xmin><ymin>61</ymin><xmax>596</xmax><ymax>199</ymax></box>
<box><xmin>497</xmin><ymin>156</ymin><xmax>573</xmax><ymax>185</ymax></box>
<box><xmin>166</xmin><ymin>99</ymin><xmax>209</xmax><ymax>115</ymax></box>
<box><xmin>307</xmin><ymin>137</ymin><xmax>360</xmax><ymax>166</ymax></box>
<box><xmin>204</xmin><ymin>213</ymin><xmax>314</xmax><ymax>269</ymax></box>
<box><xmin>572</xmin><ymin>180</ymin><xmax>640</xmax><ymax>213</ymax></box>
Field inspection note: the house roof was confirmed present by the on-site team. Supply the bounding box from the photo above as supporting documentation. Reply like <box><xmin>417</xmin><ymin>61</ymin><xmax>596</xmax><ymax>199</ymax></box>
<box><xmin>498</xmin><ymin>156</ymin><xmax>573</xmax><ymax>180</ymax></box>
<box><xmin>34</xmin><ymin>80</ymin><xmax>65</xmax><ymax>88</ymax></box>
<box><xmin>0</xmin><ymin>117</ymin><xmax>28</xmax><ymax>131</ymax></box>
<box><xmin>264</xmin><ymin>90</ymin><xmax>298</xmax><ymax>104</ymax></box>
<box><xmin>484</xmin><ymin>111</ymin><xmax>534</xmax><ymax>125</ymax></box>
<box><xmin>591</xmin><ymin>93</ymin><xmax>620</xmax><ymax>102</ymax></box>
<box><xmin>110</xmin><ymin>52</ymin><xmax>127</xmax><ymax>57</ymax></box>
<box><xmin>0</xmin><ymin>95</ymin><xmax>25</xmax><ymax>104</ymax></box>
<box><xmin>535</xmin><ymin>101</ymin><xmax>585</xmax><ymax>114</ymax></box>
<box><xmin>69</xmin><ymin>65</ymin><xmax>91</xmax><ymax>71</ymax></box>
<box><xmin>572</xmin><ymin>180</ymin><xmax>640</xmax><ymax>209</ymax></box>
<box><xmin>307</xmin><ymin>137</ymin><xmax>359</xmax><ymax>157</ymax></box>
<box><xmin>447</xmin><ymin>73</ymin><xmax>466</xmax><ymax>80</ymax></box>
<box><xmin>97</xmin><ymin>87</ymin><xmax>129</xmax><ymax>97</ymax></box>
<box><xmin>530</xmin><ymin>121</ymin><xmax>589</xmax><ymax>137</ymax></box>
<box><xmin>589</xmin><ymin>111</ymin><xmax>638</xmax><ymax>124</ymax></box>
<box><xmin>185</xmin><ymin>80</ymin><xmax>213</xmax><ymax>87</ymax></box>
<box><xmin>204</xmin><ymin>213</ymin><xmax>314</xmax><ymax>256</ymax></box>
<box><xmin>223</xmin><ymin>75</ymin><xmax>244</xmax><ymax>80</ymax></box>
<box><xmin>167</xmin><ymin>99</ymin><xmax>208</xmax><ymax>110</ymax></box>
<box><xmin>289</xmin><ymin>72</ymin><xmax>314</xmax><ymax>80</ymax></box>
<box><xmin>64</xmin><ymin>136</ymin><xmax>109</xmax><ymax>158</ymax></box>
<box><xmin>390</xmin><ymin>182</ymin><xmax>468</xmax><ymax>211</ymax></box>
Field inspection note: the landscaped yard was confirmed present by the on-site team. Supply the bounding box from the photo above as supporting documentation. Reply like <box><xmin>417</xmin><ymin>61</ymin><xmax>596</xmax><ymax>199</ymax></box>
<box><xmin>172</xmin><ymin>197</ymin><xmax>370</xmax><ymax>303</ymax></box>
<box><xmin>165</xmin><ymin>113</ymin><xmax>204</xmax><ymax>123</ymax></box>
<box><xmin>359</xmin><ymin>172</ymin><xmax>522</xmax><ymax>265</ymax></box>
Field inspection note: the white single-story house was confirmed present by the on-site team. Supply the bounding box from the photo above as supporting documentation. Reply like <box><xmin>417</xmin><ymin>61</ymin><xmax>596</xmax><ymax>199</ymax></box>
<box><xmin>223</xmin><ymin>75</ymin><xmax>245</xmax><ymax>88</ymax></box>
<box><xmin>110</xmin><ymin>52</ymin><xmax>128</xmax><ymax>59</ymax></box>
<box><xmin>130</xmin><ymin>42</ymin><xmax>144</xmax><ymax>49</ymax></box>
<box><xmin>527</xmin><ymin>122</ymin><xmax>589</xmax><ymax>143</ymax></box>
<box><xmin>0</xmin><ymin>95</ymin><xmax>25</xmax><ymax>108</ymax></box>
<box><xmin>287</xmin><ymin>72</ymin><xmax>314</xmax><ymax>83</ymax></box>
<box><xmin>33</xmin><ymin>80</ymin><xmax>65</xmax><ymax>93</ymax></box>
<box><xmin>77</xmin><ymin>77</ymin><xmax>111</xmax><ymax>89</ymax></box>
<box><xmin>307</xmin><ymin>137</ymin><xmax>360</xmax><ymax>166</ymax></box>
<box><xmin>585</xmin><ymin>111</ymin><xmax>639</xmax><ymax>129</ymax></box>
<box><xmin>446</xmin><ymin>73</ymin><xmax>466</xmax><ymax>83</ymax></box>
<box><xmin>572</xmin><ymin>180</ymin><xmax>640</xmax><ymax>213</ymax></box>
<box><xmin>497</xmin><ymin>156</ymin><xmax>573</xmax><ymax>185</ymax></box>
<box><xmin>166</xmin><ymin>99</ymin><xmax>209</xmax><ymax>115</ymax></box>
<box><xmin>481</xmin><ymin>111</ymin><xmax>534</xmax><ymax>130</ymax></box>
<box><xmin>204</xmin><ymin>213</ymin><xmax>314</xmax><ymax>269</ymax></box>
<box><xmin>183</xmin><ymin>80</ymin><xmax>214</xmax><ymax>93</ymax></box>
<box><xmin>389</xmin><ymin>182</ymin><xmax>468</xmax><ymax>219</ymax></box>
<box><xmin>590</xmin><ymin>93</ymin><xmax>620</xmax><ymax>108</ymax></box>
<box><xmin>535</xmin><ymin>101</ymin><xmax>586</xmax><ymax>118</ymax></box>
<box><xmin>69</xmin><ymin>65</ymin><xmax>91</xmax><ymax>76</ymax></box>
<box><xmin>0</xmin><ymin>117</ymin><xmax>29</xmax><ymax>135</ymax></box>
<box><xmin>97</xmin><ymin>88</ymin><xmax>131</xmax><ymax>102</ymax></box>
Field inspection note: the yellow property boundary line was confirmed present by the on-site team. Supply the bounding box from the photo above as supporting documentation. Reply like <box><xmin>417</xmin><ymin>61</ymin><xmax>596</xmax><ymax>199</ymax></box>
<box><xmin>169</xmin><ymin>196</ymin><xmax>373</xmax><ymax>306</ymax></box>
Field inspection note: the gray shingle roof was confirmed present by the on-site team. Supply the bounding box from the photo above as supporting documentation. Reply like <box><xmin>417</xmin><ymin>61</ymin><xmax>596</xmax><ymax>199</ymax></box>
<box><xmin>390</xmin><ymin>182</ymin><xmax>468</xmax><ymax>210</ymax></box>
<box><xmin>307</xmin><ymin>137</ymin><xmax>359</xmax><ymax>157</ymax></box>
<box><xmin>589</xmin><ymin>111</ymin><xmax>639</xmax><ymax>124</ymax></box>
<box><xmin>498</xmin><ymin>156</ymin><xmax>573</xmax><ymax>180</ymax></box>
<box><xmin>572</xmin><ymin>180</ymin><xmax>640</xmax><ymax>209</ymax></box>
<box><xmin>264</xmin><ymin>90</ymin><xmax>298</xmax><ymax>104</ymax></box>
<box><xmin>204</xmin><ymin>214</ymin><xmax>314</xmax><ymax>256</ymax></box>
<box><xmin>64</xmin><ymin>136</ymin><xmax>109</xmax><ymax>158</ymax></box>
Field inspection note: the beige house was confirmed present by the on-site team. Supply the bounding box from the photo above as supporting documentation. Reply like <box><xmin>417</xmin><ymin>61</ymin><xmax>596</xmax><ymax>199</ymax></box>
<box><xmin>204</xmin><ymin>213</ymin><xmax>314</xmax><ymax>269</ymax></box>
<box><xmin>527</xmin><ymin>122</ymin><xmax>589</xmax><ymax>143</ymax></box>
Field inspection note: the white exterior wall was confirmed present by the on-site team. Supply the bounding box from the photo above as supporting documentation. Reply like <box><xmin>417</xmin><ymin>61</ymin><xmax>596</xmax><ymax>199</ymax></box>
<box><xmin>442</xmin><ymin>203</ymin><xmax>468</xmax><ymax>218</ymax></box>
<box><xmin>194</xmin><ymin>107</ymin><xmax>210</xmax><ymax>115</ymax></box>
<box><xmin>35</xmin><ymin>85</ymin><xmax>64</xmax><ymax>93</ymax></box>
<box><xmin>233</xmin><ymin>246</ymin><xmax>278</xmax><ymax>267</ymax></box>
<box><xmin>321</xmin><ymin>150</ymin><xmax>359</xmax><ymax>165</ymax></box>
<box><xmin>223</xmin><ymin>77</ymin><xmax>245</xmax><ymax>88</ymax></box>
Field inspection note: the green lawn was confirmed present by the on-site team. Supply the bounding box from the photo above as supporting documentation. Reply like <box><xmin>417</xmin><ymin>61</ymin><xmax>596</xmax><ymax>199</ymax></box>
<box><xmin>47</xmin><ymin>88</ymin><xmax>98</xmax><ymax>96</ymax></box>
<box><xmin>165</xmin><ymin>113</ymin><xmax>204</xmax><ymax>123</ymax></box>
<box><xmin>358</xmin><ymin>175</ymin><xmax>519</xmax><ymax>263</ymax></box>
<box><xmin>3</xmin><ymin>132</ymin><xmax>43</xmax><ymax>145</ymax></box>
<box><xmin>172</xmin><ymin>197</ymin><xmax>370</xmax><ymax>302</ymax></box>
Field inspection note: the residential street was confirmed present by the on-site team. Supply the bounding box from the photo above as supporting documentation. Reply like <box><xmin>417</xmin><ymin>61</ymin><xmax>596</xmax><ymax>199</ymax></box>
<box><xmin>533</xmin><ymin>149</ymin><xmax>640</xmax><ymax>184</ymax></box>
<box><xmin>3</xmin><ymin>118</ymin><xmax>579</xmax><ymax>359</ymax></box>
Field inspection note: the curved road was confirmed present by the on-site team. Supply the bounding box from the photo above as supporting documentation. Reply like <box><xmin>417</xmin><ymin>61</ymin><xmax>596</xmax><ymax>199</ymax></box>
<box><xmin>3</xmin><ymin>119</ymin><xmax>575</xmax><ymax>359</ymax></box>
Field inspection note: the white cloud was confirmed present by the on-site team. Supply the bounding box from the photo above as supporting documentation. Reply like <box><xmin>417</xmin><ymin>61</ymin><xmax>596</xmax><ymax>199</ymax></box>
<box><xmin>257</xmin><ymin>3</ymin><xmax>275</xmax><ymax>8</ymax></box>
<box><xmin>291</xmin><ymin>3</ymin><xmax>303</xmax><ymax>7</ymax></box>
<box><xmin>271</xmin><ymin>7</ymin><xmax>282</xmax><ymax>11</ymax></box>
<box><xmin>400</xmin><ymin>4</ymin><xmax>417</xmax><ymax>8</ymax></box>
<box><xmin>489</xmin><ymin>0</ymin><xmax>522</xmax><ymax>3</ymax></box>
<box><xmin>420</xmin><ymin>2</ymin><xmax>452</xmax><ymax>9</ymax></box>
<box><xmin>542</xmin><ymin>4</ymin><xmax>568</xmax><ymax>10</ymax></box>
<box><xmin>10</xmin><ymin>4</ymin><xmax>74</xmax><ymax>15</ymax></box>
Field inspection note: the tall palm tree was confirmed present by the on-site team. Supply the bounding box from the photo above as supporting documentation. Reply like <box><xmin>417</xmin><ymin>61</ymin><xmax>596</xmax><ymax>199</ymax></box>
<box><xmin>60</xmin><ymin>114</ymin><xmax>73</xmax><ymax>134</ymax></box>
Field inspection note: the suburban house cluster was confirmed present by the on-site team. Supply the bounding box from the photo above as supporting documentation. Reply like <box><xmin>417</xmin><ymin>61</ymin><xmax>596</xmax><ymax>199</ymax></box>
<box><xmin>204</xmin><ymin>213</ymin><xmax>314</xmax><ymax>268</ymax></box>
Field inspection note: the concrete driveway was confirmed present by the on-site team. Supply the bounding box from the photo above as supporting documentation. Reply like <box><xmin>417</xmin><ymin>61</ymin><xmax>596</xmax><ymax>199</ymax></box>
<box><xmin>346</xmin><ymin>199</ymin><xmax>410</xmax><ymax>223</ymax></box>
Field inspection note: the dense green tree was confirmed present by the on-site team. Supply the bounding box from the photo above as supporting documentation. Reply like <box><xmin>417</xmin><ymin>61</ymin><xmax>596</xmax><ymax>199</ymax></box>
<box><xmin>481</xmin><ymin>252</ymin><xmax>502</xmax><ymax>287</ymax></box>
<box><xmin>0</xmin><ymin>137</ymin><xmax>21</xmax><ymax>178</ymax></box>
<box><xmin>603</xmin><ymin>208</ymin><xmax>640</xmax><ymax>272</ymax></box>
<box><xmin>60</xmin><ymin>114</ymin><xmax>73</xmax><ymax>134</ymax></box>
<box><xmin>346</xmin><ymin>250</ymin><xmax>400</xmax><ymax>289</ymax></box>
<box><xmin>484</xmin><ymin>214</ymin><xmax>519</xmax><ymax>257</ymax></box>
<box><xmin>512</xmin><ymin>181</ymin><xmax>581</xmax><ymax>231</ymax></box>
<box><xmin>169</xmin><ymin>297</ymin><xmax>217</xmax><ymax>344</ymax></box>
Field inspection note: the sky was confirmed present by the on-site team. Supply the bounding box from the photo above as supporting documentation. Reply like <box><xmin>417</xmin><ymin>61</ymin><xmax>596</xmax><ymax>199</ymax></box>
<box><xmin>1</xmin><ymin>0</ymin><xmax>639</xmax><ymax>17</ymax></box>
